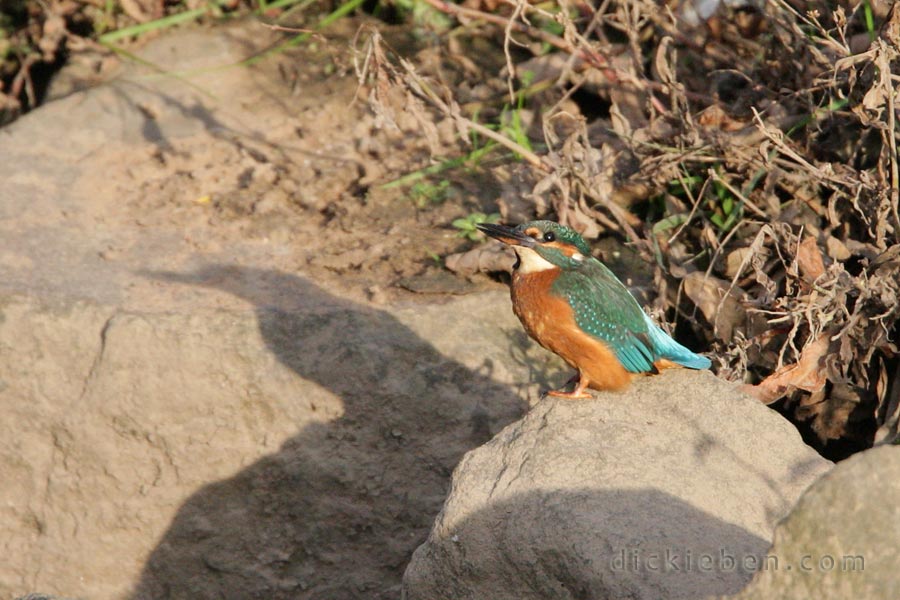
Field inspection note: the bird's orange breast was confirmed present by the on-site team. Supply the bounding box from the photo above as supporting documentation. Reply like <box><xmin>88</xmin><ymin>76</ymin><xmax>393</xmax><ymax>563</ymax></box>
<box><xmin>511</xmin><ymin>269</ymin><xmax>632</xmax><ymax>391</ymax></box>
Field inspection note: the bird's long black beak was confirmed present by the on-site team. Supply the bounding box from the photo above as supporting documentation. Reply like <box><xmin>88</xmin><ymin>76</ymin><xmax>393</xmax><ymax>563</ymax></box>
<box><xmin>476</xmin><ymin>223</ymin><xmax>535</xmax><ymax>248</ymax></box>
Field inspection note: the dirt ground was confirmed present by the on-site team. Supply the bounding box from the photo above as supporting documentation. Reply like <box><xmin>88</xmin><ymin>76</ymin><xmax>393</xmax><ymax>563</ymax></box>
<box><xmin>47</xmin><ymin>18</ymin><xmax>519</xmax><ymax>310</ymax></box>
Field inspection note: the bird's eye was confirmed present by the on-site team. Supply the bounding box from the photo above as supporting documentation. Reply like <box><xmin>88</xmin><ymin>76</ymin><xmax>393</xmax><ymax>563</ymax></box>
<box><xmin>543</xmin><ymin>232</ymin><xmax>556</xmax><ymax>242</ymax></box>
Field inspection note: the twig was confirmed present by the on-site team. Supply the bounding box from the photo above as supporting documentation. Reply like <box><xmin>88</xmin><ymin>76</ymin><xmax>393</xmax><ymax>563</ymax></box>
<box><xmin>668</xmin><ymin>174</ymin><xmax>711</xmax><ymax>245</ymax></box>
<box><xmin>400</xmin><ymin>58</ymin><xmax>552</xmax><ymax>172</ymax></box>
<box><xmin>460</xmin><ymin>114</ymin><xmax>551</xmax><ymax>172</ymax></box>
<box><xmin>422</xmin><ymin>0</ymin><xmax>717</xmax><ymax>112</ymax></box>
<box><xmin>502</xmin><ymin>0</ymin><xmax>526</xmax><ymax>104</ymax></box>
<box><xmin>877</xmin><ymin>41</ymin><xmax>900</xmax><ymax>233</ymax></box>
<box><xmin>396</xmin><ymin>43</ymin><xmax>645</xmax><ymax>241</ymax></box>
<box><xmin>260</xmin><ymin>23</ymin><xmax>318</xmax><ymax>35</ymax></box>
<box><xmin>419</xmin><ymin>0</ymin><xmax>618</xmax><ymax>80</ymax></box>
<box><xmin>10</xmin><ymin>54</ymin><xmax>38</xmax><ymax>109</ymax></box>
<box><xmin>708</xmin><ymin>168</ymin><xmax>768</xmax><ymax>219</ymax></box>
<box><xmin>589</xmin><ymin>191</ymin><xmax>643</xmax><ymax>245</ymax></box>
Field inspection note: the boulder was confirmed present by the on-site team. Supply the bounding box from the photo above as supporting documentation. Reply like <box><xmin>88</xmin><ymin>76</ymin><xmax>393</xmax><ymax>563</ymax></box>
<box><xmin>730</xmin><ymin>445</ymin><xmax>900</xmax><ymax>599</ymax></box>
<box><xmin>403</xmin><ymin>369</ymin><xmax>831</xmax><ymax>600</ymax></box>
<box><xmin>0</xmin><ymin>286</ymin><xmax>529</xmax><ymax>599</ymax></box>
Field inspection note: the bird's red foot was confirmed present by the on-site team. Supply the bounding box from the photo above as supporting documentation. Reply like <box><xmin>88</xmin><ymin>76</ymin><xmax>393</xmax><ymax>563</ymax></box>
<box><xmin>546</xmin><ymin>388</ymin><xmax>592</xmax><ymax>399</ymax></box>
<box><xmin>544</xmin><ymin>373</ymin><xmax>592</xmax><ymax>399</ymax></box>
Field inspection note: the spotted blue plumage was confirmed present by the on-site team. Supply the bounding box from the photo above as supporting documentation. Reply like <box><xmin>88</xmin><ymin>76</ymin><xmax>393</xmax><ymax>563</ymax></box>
<box><xmin>552</xmin><ymin>253</ymin><xmax>710</xmax><ymax>373</ymax></box>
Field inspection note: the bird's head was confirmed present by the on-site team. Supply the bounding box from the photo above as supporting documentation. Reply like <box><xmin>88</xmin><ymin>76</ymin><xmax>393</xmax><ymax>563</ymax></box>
<box><xmin>476</xmin><ymin>220</ymin><xmax>592</xmax><ymax>273</ymax></box>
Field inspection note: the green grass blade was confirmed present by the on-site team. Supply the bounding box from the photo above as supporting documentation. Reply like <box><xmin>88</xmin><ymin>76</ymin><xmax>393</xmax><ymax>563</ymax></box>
<box><xmin>259</xmin><ymin>0</ymin><xmax>307</xmax><ymax>9</ymax></box>
<box><xmin>99</xmin><ymin>3</ymin><xmax>225</xmax><ymax>43</ymax></box>
<box><xmin>99</xmin><ymin>42</ymin><xmax>220</xmax><ymax>101</ymax></box>
<box><xmin>241</xmin><ymin>0</ymin><xmax>366</xmax><ymax>67</ymax></box>
<box><xmin>99</xmin><ymin>0</ymin><xmax>364</xmax><ymax>80</ymax></box>
<box><xmin>259</xmin><ymin>0</ymin><xmax>320</xmax><ymax>18</ymax></box>
<box><xmin>380</xmin><ymin>143</ymin><xmax>498</xmax><ymax>189</ymax></box>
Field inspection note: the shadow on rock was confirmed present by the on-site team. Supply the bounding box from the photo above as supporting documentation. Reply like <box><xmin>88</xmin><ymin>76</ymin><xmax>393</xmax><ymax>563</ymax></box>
<box><xmin>131</xmin><ymin>265</ymin><xmax>526</xmax><ymax>599</ymax></box>
<box><xmin>404</xmin><ymin>487</ymin><xmax>771</xmax><ymax>600</ymax></box>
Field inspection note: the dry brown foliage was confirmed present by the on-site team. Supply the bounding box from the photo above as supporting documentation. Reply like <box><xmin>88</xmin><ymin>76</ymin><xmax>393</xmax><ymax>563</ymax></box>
<box><xmin>359</xmin><ymin>0</ymin><xmax>900</xmax><ymax>459</ymax></box>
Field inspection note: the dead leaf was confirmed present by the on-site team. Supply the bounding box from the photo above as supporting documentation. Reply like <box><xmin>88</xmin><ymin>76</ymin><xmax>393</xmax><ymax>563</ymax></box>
<box><xmin>682</xmin><ymin>272</ymin><xmax>747</xmax><ymax>341</ymax></box>
<box><xmin>444</xmin><ymin>244</ymin><xmax>515</xmax><ymax>276</ymax></box>
<box><xmin>742</xmin><ymin>334</ymin><xmax>830</xmax><ymax>405</ymax></box>
<box><xmin>825</xmin><ymin>235</ymin><xmax>851</xmax><ymax>261</ymax></box>
<box><xmin>881</xmin><ymin>1</ymin><xmax>900</xmax><ymax>49</ymax></box>
<box><xmin>564</xmin><ymin>203</ymin><xmax>603</xmax><ymax>240</ymax></box>
<box><xmin>724</xmin><ymin>246</ymin><xmax>755</xmax><ymax>279</ymax></box>
<box><xmin>610</xmin><ymin>54</ymin><xmax>647</xmax><ymax>136</ymax></box>
<box><xmin>875</xmin><ymin>359</ymin><xmax>900</xmax><ymax>445</ymax></box>
<box><xmin>796</xmin><ymin>235</ymin><xmax>826</xmax><ymax>282</ymax></box>
<box><xmin>697</xmin><ymin>104</ymin><xmax>747</xmax><ymax>132</ymax></box>
<box><xmin>119</xmin><ymin>0</ymin><xmax>163</xmax><ymax>23</ymax></box>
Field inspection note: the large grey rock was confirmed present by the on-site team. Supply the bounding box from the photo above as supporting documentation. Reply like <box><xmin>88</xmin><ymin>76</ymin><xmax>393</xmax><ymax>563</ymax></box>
<box><xmin>403</xmin><ymin>369</ymin><xmax>831</xmax><ymax>600</ymax></box>
<box><xmin>730</xmin><ymin>445</ymin><xmax>900</xmax><ymax>599</ymax></box>
<box><xmin>0</xmin><ymin>284</ymin><xmax>528</xmax><ymax>599</ymax></box>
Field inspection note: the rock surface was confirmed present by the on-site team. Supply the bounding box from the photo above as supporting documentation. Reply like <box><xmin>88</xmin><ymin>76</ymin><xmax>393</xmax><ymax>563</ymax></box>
<box><xmin>0</xmin><ymin>286</ymin><xmax>533</xmax><ymax>599</ymax></box>
<box><xmin>403</xmin><ymin>369</ymin><xmax>832</xmax><ymax>600</ymax></box>
<box><xmin>730</xmin><ymin>445</ymin><xmax>900</xmax><ymax>599</ymax></box>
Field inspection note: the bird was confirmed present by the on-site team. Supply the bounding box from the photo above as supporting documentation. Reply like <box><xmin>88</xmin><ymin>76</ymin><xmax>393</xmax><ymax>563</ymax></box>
<box><xmin>477</xmin><ymin>220</ymin><xmax>711</xmax><ymax>398</ymax></box>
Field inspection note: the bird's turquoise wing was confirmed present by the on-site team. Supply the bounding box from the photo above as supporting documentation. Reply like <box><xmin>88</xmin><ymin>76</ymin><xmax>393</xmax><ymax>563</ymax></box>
<box><xmin>552</xmin><ymin>261</ymin><xmax>657</xmax><ymax>373</ymax></box>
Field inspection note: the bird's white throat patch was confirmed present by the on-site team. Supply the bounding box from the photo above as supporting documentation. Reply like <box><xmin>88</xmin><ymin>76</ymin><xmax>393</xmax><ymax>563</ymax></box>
<box><xmin>514</xmin><ymin>247</ymin><xmax>557</xmax><ymax>273</ymax></box>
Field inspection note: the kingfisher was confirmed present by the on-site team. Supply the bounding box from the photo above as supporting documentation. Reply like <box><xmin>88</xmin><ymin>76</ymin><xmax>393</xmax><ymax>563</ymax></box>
<box><xmin>477</xmin><ymin>220</ymin><xmax>711</xmax><ymax>398</ymax></box>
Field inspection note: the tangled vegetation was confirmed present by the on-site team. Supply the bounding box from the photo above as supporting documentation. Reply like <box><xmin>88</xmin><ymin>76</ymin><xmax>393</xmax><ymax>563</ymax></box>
<box><xmin>362</xmin><ymin>0</ymin><xmax>900</xmax><ymax>460</ymax></box>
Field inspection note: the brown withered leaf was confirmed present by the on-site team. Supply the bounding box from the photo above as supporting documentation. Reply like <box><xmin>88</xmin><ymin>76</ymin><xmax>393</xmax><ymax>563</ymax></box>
<box><xmin>697</xmin><ymin>104</ymin><xmax>748</xmax><ymax>132</ymax></box>
<box><xmin>875</xmin><ymin>360</ymin><xmax>900</xmax><ymax>445</ymax></box>
<box><xmin>682</xmin><ymin>272</ymin><xmax>746</xmax><ymax>341</ymax></box>
<box><xmin>806</xmin><ymin>383</ymin><xmax>875</xmax><ymax>446</ymax></box>
<box><xmin>796</xmin><ymin>235</ymin><xmax>826</xmax><ymax>282</ymax></box>
<box><xmin>742</xmin><ymin>334</ymin><xmax>830</xmax><ymax>405</ymax></box>
<box><xmin>824</xmin><ymin>235</ymin><xmax>851</xmax><ymax>260</ymax></box>
<box><xmin>724</xmin><ymin>246</ymin><xmax>755</xmax><ymax>279</ymax></box>
<box><xmin>444</xmin><ymin>243</ymin><xmax>514</xmax><ymax>276</ymax></box>
<box><xmin>881</xmin><ymin>1</ymin><xmax>900</xmax><ymax>48</ymax></box>
<box><xmin>119</xmin><ymin>0</ymin><xmax>163</xmax><ymax>23</ymax></box>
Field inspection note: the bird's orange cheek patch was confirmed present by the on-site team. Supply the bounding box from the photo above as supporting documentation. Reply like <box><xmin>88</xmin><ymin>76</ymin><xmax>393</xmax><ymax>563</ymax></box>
<box><xmin>541</xmin><ymin>241</ymin><xmax>583</xmax><ymax>259</ymax></box>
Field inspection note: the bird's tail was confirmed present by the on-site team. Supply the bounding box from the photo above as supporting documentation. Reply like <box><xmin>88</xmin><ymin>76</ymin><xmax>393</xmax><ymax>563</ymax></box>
<box><xmin>645</xmin><ymin>317</ymin><xmax>711</xmax><ymax>370</ymax></box>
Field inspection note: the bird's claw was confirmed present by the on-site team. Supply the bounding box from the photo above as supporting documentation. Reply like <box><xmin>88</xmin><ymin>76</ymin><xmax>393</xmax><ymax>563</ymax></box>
<box><xmin>546</xmin><ymin>388</ymin><xmax>593</xmax><ymax>400</ymax></box>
